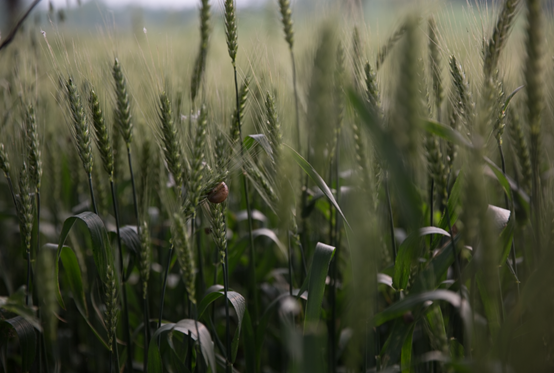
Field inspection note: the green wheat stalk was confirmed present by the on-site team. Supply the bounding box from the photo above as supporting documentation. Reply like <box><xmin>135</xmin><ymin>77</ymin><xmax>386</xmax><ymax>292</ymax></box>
<box><xmin>0</xmin><ymin>143</ymin><xmax>19</xmax><ymax>215</ymax></box>
<box><xmin>277</xmin><ymin>0</ymin><xmax>300</xmax><ymax>152</ymax></box>
<box><xmin>191</xmin><ymin>0</ymin><xmax>211</xmax><ymax>104</ymax></box>
<box><xmin>428</xmin><ymin>16</ymin><xmax>443</xmax><ymax>121</ymax></box>
<box><xmin>65</xmin><ymin>77</ymin><xmax>98</xmax><ymax>214</ymax></box>
<box><xmin>88</xmin><ymin>86</ymin><xmax>132</xmax><ymax>372</ymax></box>
<box><xmin>158</xmin><ymin>92</ymin><xmax>184</xmax><ymax>196</ymax></box>
<box><xmin>524</xmin><ymin>0</ymin><xmax>544</xmax><ymax>253</ymax></box>
<box><xmin>18</xmin><ymin>162</ymin><xmax>34</xmax><ymax>305</ymax></box>
<box><xmin>484</xmin><ymin>0</ymin><xmax>520</xmax><ymax>80</ymax></box>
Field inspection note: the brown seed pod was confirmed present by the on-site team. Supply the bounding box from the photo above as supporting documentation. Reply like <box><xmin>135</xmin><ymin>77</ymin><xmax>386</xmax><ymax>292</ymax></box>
<box><xmin>208</xmin><ymin>182</ymin><xmax>229</xmax><ymax>204</ymax></box>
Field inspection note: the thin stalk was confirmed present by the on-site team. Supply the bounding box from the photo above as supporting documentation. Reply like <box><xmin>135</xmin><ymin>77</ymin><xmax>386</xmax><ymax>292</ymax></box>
<box><xmin>26</xmin><ymin>251</ymin><xmax>31</xmax><ymax>305</ymax></box>
<box><xmin>445</xmin><ymin>205</ymin><xmax>462</xmax><ymax>293</ymax></box>
<box><xmin>290</xmin><ymin>50</ymin><xmax>301</xmax><ymax>153</ymax></box>
<box><xmin>110</xmin><ymin>180</ymin><xmax>132</xmax><ymax>373</ymax></box>
<box><xmin>429</xmin><ymin>179</ymin><xmax>434</xmax><ymax>228</ymax></box>
<box><xmin>143</xmin><ymin>296</ymin><xmax>150</xmax><ymax>372</ymax></box>
<box><xmin>191</xmin><ymin>297</ymin><xmax>203</xmax><ymax>373</ymax></box>
<box><xmin>300</xmin><ymin>177</ymin><xmax>309</xmax><ymax>283</ymax></box>
<box><xmin>114</xmin><ymin>336</ymin><xmax>121</xmax><ymax>373</ymax></box>
<box><xmin>384</xmin><ymin>172</ymin><xmax>397</xmax><ymax>260</ymax></box>
<box><xmin>158</xmin><ymin>246</ymin><xmax>174</xmax><ymax>330</ymax></box>
<box><xmin>497</xmin><ymin>267</ymin><xmax>505</xmax><ymax>322</ymax></box>
<box><xmin>498</xmin><ymin>141</ymin><xmax>520</xmax><ymax>297</ymax></box>
<box><xmin>88</xmin><ymin>173</ymin><xmax>99</xmax><ymax>215</ymax></box>
<box><xmin>39</xmin><ymin>310</ymin><xmax>49</xmax><ymax>373</ymax></box>
<box><xmin>6</xmin><ymin>176</ymin><xmax>19</xmax><ymax>215</ymax></box>
<box><xmin>329</xmin><ymin>145</ymin><xmax>340</xmax><ymax>373</ymax></box>
<box><xmin>193</xmin><ymin>216</ymin><xmax>206</xmax><ymax>294</ymax></box>
<box><xmin>288</xmin><ymin>231</ymin><xmax>293</xmax><ymax>296</ymax></box>
<box><xmin>206</xmin><ymin>307</ymin><xmax>226</xmax><ymax>357</ymax></box>
<box><xmin>234</xmin><ymin>65</ymin><xmax>259</xmax><ymax>322</ymax></box>
<box><xmin>36</xmin><ymin>191</ymin><xmax>40</xmax><ymax>262</ymax></box>
<box><xmin>127</xmin><ymin>148</ymin><xmax>140</xmax><ymax>229</ymax></box>
<box><xmin>224</xmin><ymin>248</ymin><xmax>232</xmax><ymax>373</ymax></box>
<box><xmin>429</xmin><ymin>178</ymin><xmax>434</xmax><ymax>248</ymax></box>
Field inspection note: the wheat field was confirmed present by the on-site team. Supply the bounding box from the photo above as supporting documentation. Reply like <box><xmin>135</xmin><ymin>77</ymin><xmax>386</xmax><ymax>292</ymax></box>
<box><xmin>1</xmin><ymin>0</ymin><xmax>554</xmax><ymax>372</ymax></box>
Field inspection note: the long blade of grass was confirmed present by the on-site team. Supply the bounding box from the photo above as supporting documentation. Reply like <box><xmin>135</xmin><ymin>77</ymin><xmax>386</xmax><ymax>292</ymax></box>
<box><xmin>59</xmin><ymin>246</ymin><xmax>88</xmax><ymax>316</ymax></box>
<box><xmin>284</xmin><ymin>145</ymin><xmax>349</xmax><ymax>227</ymax></box>
<box><xmin>400</xmin><ymin>324</ymin><xmax>414</xmax><ymax>373</ymax></box>
<box><xmin>423</xmin><ymin>119</ymin><xmax>474</xmax><ymax>148</ymax></box>
<box><xmin>1</xmin><ymin>316</ymin><xmax>37</xmax><ymax>372</ymax></box>
<box><xmin>197</xmin><ymin>285</ymin><xmax>247</xmax><ymax>362</ymax></box>
<box><xmin>173</xmin><ymin>319</ymin><xmax>216</xmax><ymax>372</ymax></box>
<box><xmin>148</xmin><ymin>323</ymin><xmax>176</xmax><ymax>373</ymax></box>
<box><xmin>109</xmin><ymin>226</ymin><xmax>140</xmax><ymax>281</ymax></box>
<box><xmin>374</xmin><ymin>290</ymin><xmax>472</xmax><ymax>336</ymax></box>
<box><xmin>0</xmin><ymin>287</ymin><xmax>41</xmax><ymax>330</ymax></box>
<box><xmin>394</xmin><ymin>227</ymin><xmax>451</xmax><ymax>291</ymax></box>
<box><xmin>349</xmin><ymin>89</ymin><xmax>422</xmax><ymax>228</ymax></box>
<box><xmin>302</xmin><ymin>242</ymin><xmax>336</xmax><ymax>329</ymax></box>
<box><xmin>244</xmin><ymin>134</ymin><xmax>274</xmax><ymax>161</ymax></box>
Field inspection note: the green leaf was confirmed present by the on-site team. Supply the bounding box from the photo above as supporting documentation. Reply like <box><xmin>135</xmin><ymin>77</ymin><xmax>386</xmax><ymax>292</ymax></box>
<box><xmin>374</xmin><ymin>290</ymin><xmax>472</xmax><ymax>343</ymax></box>
<box><xmin>284</xmin><ymin>145</ymin><xmax>349</xmax><ymax>227</ymax></box>
<box><xmin>59</xmin><ymin>246</ymin><xmax>88</xmax><ymax>317</ymax></box>
<box><xmin>0</xmin><ymin>316</ymin><xmax>37</xmax><ymax>372</ymax></box>
<box><xmin>255</xmin><ymin>292</ymin><xmax>292</xmax><ymax>369</ymax></box>
<box><xmin>401</xmin><ymin>324</ymin><xmax>414</xmax><ymax>373</ymax></box>
<box><xmin>484</xmin><ymin>157</ymin><xmax>512</xmax><ymax>203</ymax></box>
<box><xmin>379</xmin><ymin>319</ymin><xmax>414</xmax><ymax>368</ymax></box>
<box><xmin>113</xmin><ymin>225</ymin><xmax>140</xmax><ymax>281</ymax></box>
<box><xmin>394</xmin><ymin>227</ymin><xmax>451</xmax><ymax>291</ymax></box>
<box><xmin>0</xmin><ymin>287</ymin><xmax>41</xmax><ymax>331</ymax></box>
<box><xmin>197</xmin><ymin>285</ymin><xmax>246</xmax><ymax>363</ymax></box>
<box><xmin>242</xmin><ymin>310</ymin><xmax>256</xmax><ymax>373</ymax></box>
<box><xmin>435</xmin><ymin>169</ymin><xmax>464</xmax><ymax>236</ymax></box>
<box><xmin>411</xmin><ymin>235</ymin><xmax>462</xmax><ymax>294</ymax></box>
<box><xmin>54</xmin><ymin>212</ymin><xmax>114</xmax><ymax>350</ymax></box>
<box><xmin>244</xmin><ymin>134</ymin><xmax>274</xmax><ymax>161</ymax></box>
<box><xmin>423</xmin><ymin>120</ymin><xmax>473</xmax><ymax>148</ymax></box>
<box><xmin>348</xmin><ymin>89</ymin><xmax>422</xmax><ymax>228</ymax></box>
<box><xmin>423</xmin><ymin>303</ymin><xmax>448</xmax><ymax>356</ymax></box>
<box><xmin>173</xmin><ymin>319</ymin><xmax>216</xmax><ymax>372</ymax></box>
<box><xmin>148</xmin><ymin>323</ymin><xmax>176</xmax><ymax>373</ymax></box>
<box><xmin>499</xmin><ymin>217</ymin><xmax>515</xmax><ymax>266</ymax></box>
<box><xmin>228</xmin><ymin>291</ymin><xmax>247</xmax><ymax>362</ymax></box>
<box><xmin>56</xmin><ymin>212</ymin><xmax>115</xmax><ymax>288</ymax></box>
<box><xmin>198</xmin><ymin>285</ymin><xmax>225</xmax><ymax>317</ymax></box>
<box><xmin>301</xmin><ymin>242</ymin><xmax>336</xmax><ymax>329</ymax></box>
<box><xmin>252</xmin><ymin>228</ymin><xmax>287</xmax><ymax>257</ymax></box>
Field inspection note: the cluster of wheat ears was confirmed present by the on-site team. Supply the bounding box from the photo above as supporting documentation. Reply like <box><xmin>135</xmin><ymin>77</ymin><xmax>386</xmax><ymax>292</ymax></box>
<box><xmin>1</xmin><ymin>0</ymin><xmax>554</xmax><ymax>372</ymax></box>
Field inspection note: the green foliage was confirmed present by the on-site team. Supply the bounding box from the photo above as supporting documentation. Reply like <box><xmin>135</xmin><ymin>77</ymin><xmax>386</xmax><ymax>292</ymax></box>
<box><xmin>2</xmin><ymin>2</ymin><xmax>554</xmax><ymax>372</ymax></box>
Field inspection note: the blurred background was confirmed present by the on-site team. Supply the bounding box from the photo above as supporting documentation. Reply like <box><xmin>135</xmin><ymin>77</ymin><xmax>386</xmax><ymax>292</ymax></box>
<box><xmin>1</xmin><ymin>0</ymin><xmax>525</xmax><ymax>40</ymax></box>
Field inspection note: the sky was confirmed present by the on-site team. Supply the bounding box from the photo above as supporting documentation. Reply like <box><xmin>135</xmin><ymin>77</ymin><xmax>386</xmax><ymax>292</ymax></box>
<box><xmin>42</xmin><ymin>0</ymin><xmax>266</xmax><ymax>10</ymax></box>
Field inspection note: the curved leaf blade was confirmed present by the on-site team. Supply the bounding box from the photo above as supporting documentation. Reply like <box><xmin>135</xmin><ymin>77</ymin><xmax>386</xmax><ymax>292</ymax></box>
<box><xmin>284</xmin><ymin>145</ymin><xmax>349</xmax><ymax>228</ymax></box>
<box><xmin>0</xmin><ymin>287</ymin><xmax>41</xmax><ymax>330</ymax></box>
<box><xmin>173</xmin><ymin>319</ymin><xmax>216</xmax><ymax>372</ymax></box>
<box><xmin>197</xmin><ymin>285</ymin><xmax>247</xmax><ymax>363</ymax></box>
<box><xmin>59</xmin><ymin>246</ymin><xmax>88</xmax><ymax>317</ymax></box>
<box><xmin>394</xmin><ymin>227</ymin><xmax>451</xmax><ymax>291</ymax></box>
<box><xmin>148</xmin><ymin>323</ymin><xmax>176</xmax><ymax>373</ymax></box>
<box><xmin>423</xmin><ymin>120</ymin><xmax>474</xmax><ymax>148</ymax></box>
<box><xmin>1</xmin><ymin>316</ymin><xmax>37</xmax><ymax>372</ymax></box>
<box><xmin>374</xmin><ymin>290</ymin><xmax>472</xmax><ymax>339</ymax></box>
<box><xmin>303</xmin><ymin>242</ymin><xmax>336</xmax><ymax>329</ymax></box>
